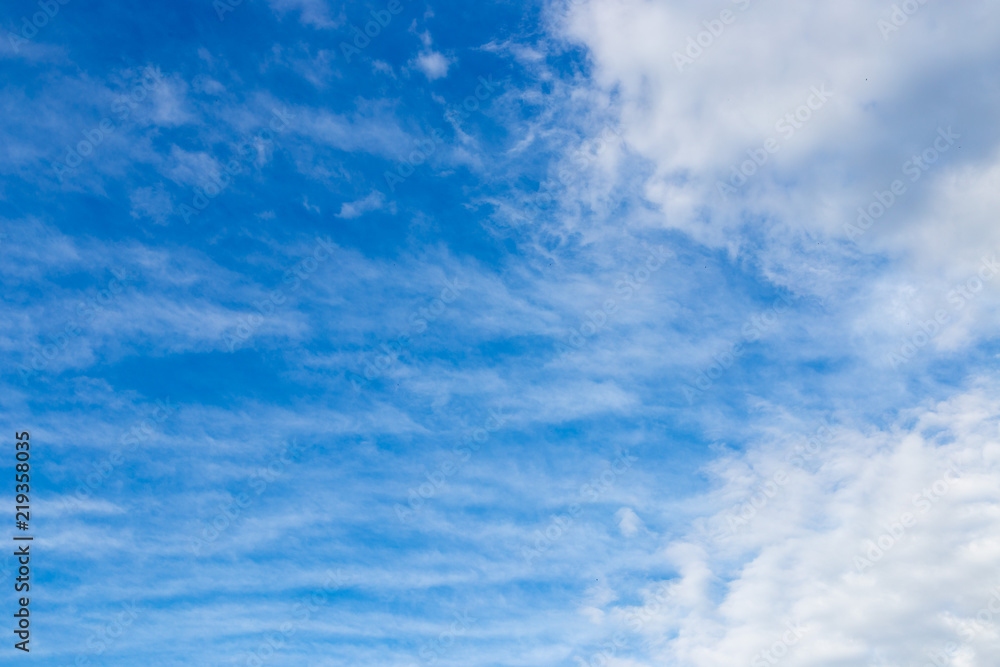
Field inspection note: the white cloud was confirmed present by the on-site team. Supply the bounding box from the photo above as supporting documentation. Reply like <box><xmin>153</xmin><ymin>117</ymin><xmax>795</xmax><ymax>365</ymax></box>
<box><xmin>336</xmin><ymin>191</ymin><xmax>393</xmax><ymax>219</ymax></box>
<box><xmin>556</xmin><ymin>0</ymin><xmax>1000</xmax><ymax>271</ymax></box>
<box><xmin>163</xmin><ymin>146</ymin><xmax>223</xmax><ymax>189</ymax></box>
<box><xmin>149</xmin><ymin>73</ymin><xmax>194</xmax><ymax>126</ymax></box>
<box><xmin>409</xmin><ymin>27</ymin><xmax>452</xmax><ymax>80</ymax></box>
<box><xmin>607</xmin><ymin>385</ymin><xmax>1000</xmax><ymax>666</ymax></box>
<box><xmin>266</xmin><ymin>0</ymin><xmax>342</xmax><ymax>28</ymax></box>
<box><xmin>413</xmin><ymin>50</ymin><xmax>452</xmax><ymax>80</ymax></box>
<box><xmin>616</xmin><ymin>507</ymin><xmax>644</xmax><ymax>537</ymax></box>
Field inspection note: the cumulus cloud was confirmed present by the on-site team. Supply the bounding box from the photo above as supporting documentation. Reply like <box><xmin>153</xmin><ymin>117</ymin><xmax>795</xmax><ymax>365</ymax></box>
<box><xmin>557</xmin><ymin>0</ymin><xmax>1000</xmax><ymax>272</ymax></box>
<box><xmin>616</xmin><ymin>507</ymin><xmax>644</xmax><ymax>537</ymax></box>
<box><xmin>413</xmin><ymin>50</ymin><xmax>452</xmax><ymax>80</ymax></box>
<box><xmin>605</xmin><ymin>386</ymin><xmax>1000</xmax><ymax>666</ymax></box>
<box><xmin>410</xmin><ymin>27</ymin><xmax>452</xmax><ymax>80</ymax></box>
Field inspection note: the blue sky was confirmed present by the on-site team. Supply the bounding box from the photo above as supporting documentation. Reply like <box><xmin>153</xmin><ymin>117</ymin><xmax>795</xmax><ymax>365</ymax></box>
<box><xmin>4</xmin><ymin>0</ymin><xmax>1000</xmax><ymax>665</ymax></box>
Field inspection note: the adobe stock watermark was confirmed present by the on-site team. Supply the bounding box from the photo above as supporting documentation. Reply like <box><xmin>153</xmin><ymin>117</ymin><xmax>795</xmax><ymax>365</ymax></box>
<box><xmin>622</xmin><ymin>581</ymin><xmax>675</xmax><ymax>633</ymax></box>
<box><xmin>920</xmin><ymin>582</ymin><xmax>1000</xmax><ymax>667</ymax></box>
<box><xmin>348</xmin><ymin>275</ymin><xmax>466</xmax><ymax>390</ymax></box>
<box><xmin>520</xmin><ymin>448</ymin><xmax>638</xmax><ymax>565</ymax></box>
<box><xmin>338</xmin><ymin>0</ymin><xmax>407</xmax><ymax>63</ymax></box>
<box><xmin>885</xmin><ymin>253</ymin><xmax>999</xmax><ymax>369</ymax></box>
<box><xmin>673</xmin><ymin>0</ymin><xmax>752</xmax><ymax>72</ymax></box>
<box><xmin>73</xmin><ymin>600</ymin><xmax>143</xmax><ymax>667</ymax></box>
<box><xmin>16</xmin><ymin>267</ymin><xmax>135</xmax><ymax>384</ymax></box>
<box><xmin>556</xmin><ymin>244</ymin><xmax>672</xmax><ymax>356</ymax></box>
<box><xmin>59</xmin><ymin>399</ymin><xmax>176</xmax><ymax>513</ymax></box>
<box><xmin>384</xmin><ymin>74</ymin><xmax>504</xmax><ymax>193</ymax></box>
<box><xmin>878</xmin><ymin>0</ymin><xmax>931</xmax><ymax>40</ymax></box>
<box><xmin>750</xmin><ymin>620</ymin><xmax>807</xmax><ymax>667</ymax></box>
<box><xmin>844</xmin><ymin>126</ymin><xmax>959</xmax><ymax>242</ymax></box>
<box><xmin>487</xmin><ymin>123</ymin><xmax>623</xmax><ymax>242</ymax></box>
<box><xmin>188</xmin><ymin>438</ymin><xmax>308</xmax><ymax>556</ymax></box>
<box><xmin>6</xmin><ymin>0</ymin><xmax>71</xmax><ymax>53</ymax></box>
<box><xmin>213</xmin><ymin>0</ymin><xmax>244</xmax><ymax>21</ymax></box>
<box><xmin>442</xmin><ymin>75</ymin><xmax>504</xmax><ymax>132</ymax></box>
<box><xmin>719</xmin><ymin>422</ymin><xmax>835</xmax><ymax>539</ymax></box>
<box><xmin>223</xmin><ymin>236</ymin><xmax>337</xmax><ymax>352</ymax></box>
<box><xmin>177</xmin><ymin>107</ymin><xmax>294</xmax><ymax>224</ymax></box>
<box><xmin>240</xmin><ymin>569</ymin><xmax>349</xmax><ymax>667</ymax></box>
<box><xmin>394</xmin><ymin>408</ymin><xmax>507</xmax><ymax>523</ymax></box>
<box><xmin>383</xmin><ymin>130</ymin><xmax>444</xmax><ymax>193</ymax></box>
<box><xmin>681</xmin><ymin>294</ymin><xmax>793</xmax><ymax>403</ymax></box>
<box><xmin>573</xmin><ymin>633</ymin><xmax>630</xmax><ymax>667</ymax></box>
<box><xmin>52</xmin><ymin>66</ymin><xmax>163</xmax><ymax>182</ymax></box>
<box><xmin>417</xmin><ymin>611</ymin><xmax>477</xmax><ymax>664</ymax></box>
<box><xmin>717</xmin><ymin>85</ymin><xmax>833</xmax><ymax>199</ymax></box>
<box><xmin>853</xmin><ymin>461</ymin><xmax>961</xmax><ymax>573</ymax></box>
<box><xmin>721</xmin><ymin>469</ymin><xmax>788</xmax><ymax>537</ymax></box>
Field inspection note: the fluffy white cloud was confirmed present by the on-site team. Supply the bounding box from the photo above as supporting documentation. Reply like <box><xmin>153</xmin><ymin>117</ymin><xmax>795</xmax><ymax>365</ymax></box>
<box><xmin>414</xmin><ymin>50</ymin><xmax>452</xmax><ymax>80</ymax></box>
<box><xmin>558</xmin><ymin>0</ymin><xmax>1000</xmax><ymax>269</ymax></box>
<box><xmin>602</xmin><ymin>385</ymin><xmax>1000</xmax><ymax>666</ymax></box>
<box><xmin>616</xmin><ymin>507</ymin><xmax>645</xmax><ymax>537</ymax></box>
